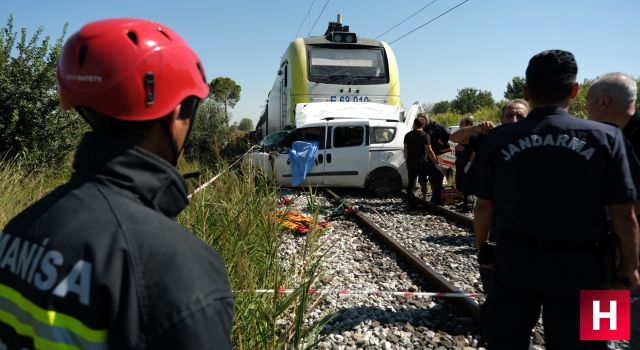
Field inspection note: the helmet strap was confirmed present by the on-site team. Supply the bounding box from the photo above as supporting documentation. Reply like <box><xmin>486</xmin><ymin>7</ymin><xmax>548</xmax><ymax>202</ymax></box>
<box><xmin>162</xmin><ymin>99</ymin><xmax>198</xmax><ymax>166</ymax></box>
<box><xmin>162</xmin><ymin>117</ymin><xmax>181</xmax><ymax>166</ymax></box>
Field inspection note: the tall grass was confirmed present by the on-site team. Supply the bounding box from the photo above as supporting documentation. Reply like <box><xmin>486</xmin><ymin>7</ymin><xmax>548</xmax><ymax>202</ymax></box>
<box><xmin>1</xmin><ymin>158</ymin><xmax>326</xmax><ymax>349</ymax></box>
<box><xmin>0</xmin><ymin>160</ymin><xmax>68</xmax><ymax>227</ymax></box>
<box><xmin>175</xmin><ymin>163</ymin><xmax>328</xmax><ymax>349</ymax></box>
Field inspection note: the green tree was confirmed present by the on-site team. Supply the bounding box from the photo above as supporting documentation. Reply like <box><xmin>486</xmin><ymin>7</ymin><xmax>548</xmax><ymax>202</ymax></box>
<box><xmin>209</xmin><ymin>77</ymin><xmax>241</xmax><ymax>122</ymax></box>
<box><xmin>431</xmin><ymin>100</ymin><xmax>450</xmax><ymax>114</ymax></box>
<box><xmin>504</xmin><ymin>76</ymin><xmax>526</xmax><ymax>100</ymax></box>
<box><xmin>0</xmin><ymin>16</ymin><xmax>85</xmax><ymax>168</ymax></box>
<box><xmin>186</xmin><ymin>98</ymin><xmax>234</xmax><ymax>165</ymax></box>
<box><xmin>450</xmin><ymin>88</ymin><xmax>494</xmax><ymax>114</ymax></box>
<box><xmin>238</xmin><ymin>118</ymin><xmax>253</xmax><ymax>131</ymax></box>
<box><xmin>568</xmin><ymin>78</ymin><xmax>593</xmax><ymax>119</ymax></box>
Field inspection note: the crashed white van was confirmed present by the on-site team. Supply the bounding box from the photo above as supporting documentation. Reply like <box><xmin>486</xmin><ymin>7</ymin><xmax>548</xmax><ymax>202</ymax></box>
<box><xmin>247</xmin><ymin>102</ymin><xmax>423</xmax><ymax>195</ymax></box>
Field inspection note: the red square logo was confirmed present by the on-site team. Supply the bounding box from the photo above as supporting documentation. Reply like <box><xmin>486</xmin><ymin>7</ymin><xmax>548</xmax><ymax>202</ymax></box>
<box><xmin>580</xmin><ymin>290</ymin><xmax>630</xmax><ymax>340</ymax></box>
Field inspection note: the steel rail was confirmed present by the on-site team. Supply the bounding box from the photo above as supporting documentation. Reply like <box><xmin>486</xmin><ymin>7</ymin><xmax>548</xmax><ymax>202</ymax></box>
<box><xmin>323</xmin><ymin>188</ymin><xmax>481</xmax><ymax>323</ymax></box>
<box><xmin>408</xmin><ymin>192</ymin><xmax>474</xmax><ymax>230</ymax></box>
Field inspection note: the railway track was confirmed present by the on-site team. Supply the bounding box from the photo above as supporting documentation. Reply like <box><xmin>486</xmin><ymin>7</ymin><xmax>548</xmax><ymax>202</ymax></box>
<box><xmin>277</xmin><ymin>188</ymin><xmax>488</xmax><ymax>349</ymax></box>
<box><xmin>323</xmin><ymin>189</ymin><xmax>481</xmax><ymax>323</ymax></box>
<box><xmin>275</xmin><ymin>188</ymin><xmax>561</xmax><ymax>349</ymax></box>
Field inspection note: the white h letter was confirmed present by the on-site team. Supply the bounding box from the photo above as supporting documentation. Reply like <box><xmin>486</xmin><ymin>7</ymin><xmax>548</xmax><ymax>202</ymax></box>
<box><xmin>593</xmin><ymin>300</ymin><xmax>617</xmax><ymax>330</ymax></box>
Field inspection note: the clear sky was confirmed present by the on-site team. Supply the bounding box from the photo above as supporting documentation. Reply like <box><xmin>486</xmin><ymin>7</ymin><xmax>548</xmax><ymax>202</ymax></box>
<box><xmin>2</xmin><ymin>0</ymin><xmax>638</xmax><ymax>125</ymax></box>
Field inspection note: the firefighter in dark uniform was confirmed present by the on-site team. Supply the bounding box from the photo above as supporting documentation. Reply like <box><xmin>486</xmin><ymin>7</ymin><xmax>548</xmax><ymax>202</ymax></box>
<box><xmin>0</xmin><ymin>19</ymin><xmax>233</xmax><ymax>349</ymax></box>
<box><xmin>470</xmin><ymin>50</ymin><xmax>640</xmax><ymax>349</ymax></box>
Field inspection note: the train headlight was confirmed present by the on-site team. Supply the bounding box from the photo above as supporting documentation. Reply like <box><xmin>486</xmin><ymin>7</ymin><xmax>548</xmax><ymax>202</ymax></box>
<box><xmin>326</xmin><ymin>32</ymin><xmax>357</xmax><ymax>43</ymax></box>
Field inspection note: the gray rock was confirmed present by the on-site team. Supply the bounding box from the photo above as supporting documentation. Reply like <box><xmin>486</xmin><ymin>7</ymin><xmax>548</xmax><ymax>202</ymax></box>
<box><xmin>386</xmin><ymin>333</ymin><xmax>399</xmax><ymax>344</ymax></box>
<box><xmin>441</xmin><ymin>338</ymin><xmax>453</xmax><ymax>348</ymax></box>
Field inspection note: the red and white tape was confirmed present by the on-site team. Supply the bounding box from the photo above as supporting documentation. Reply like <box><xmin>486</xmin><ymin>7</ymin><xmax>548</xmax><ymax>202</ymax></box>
<box><xmin>239</xmin><ymin>289</ymin><xmax>640</xmax><ymax>304</ymax></box>
<box><xmin>243</xmin><ymin>288</ymin><xmax>482</xmax><ymax>299</ymax></box>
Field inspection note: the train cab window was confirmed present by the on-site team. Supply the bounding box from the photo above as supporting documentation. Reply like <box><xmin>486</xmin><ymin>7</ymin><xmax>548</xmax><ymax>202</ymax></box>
<box><xmin>283</xmin><ymin>63</ymin><xmax>288</xmax><ymax>87</ymax></box>
<box><xmin>333</xmin><ymin>126</ymin><xmax>364</xmax><ymax>148</ymax></box>
<box><xmin>308</xmin><ymin>47</ymin><xmax>388</xmax><ymax>84</ymax></box>
<box><xmin>370</xmin><ymin>127</ymin><xmax>396</xmax><ymax>144</ymax></box>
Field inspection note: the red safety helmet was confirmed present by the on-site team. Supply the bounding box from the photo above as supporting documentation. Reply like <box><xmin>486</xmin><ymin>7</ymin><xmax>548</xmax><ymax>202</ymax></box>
<box><xmin>57</xmin><ymin>18</ymin><xmax>209</xmax><ymax>121</ymax></box>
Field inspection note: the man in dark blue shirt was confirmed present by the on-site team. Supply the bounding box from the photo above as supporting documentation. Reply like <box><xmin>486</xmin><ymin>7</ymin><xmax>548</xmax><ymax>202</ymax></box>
<box><xmin>470</xmin><ymin>50</ymin><xmax>639</xmax><ymax>349</ymax></box>
<box><xmin>404</xmin><ymin>116</ymin><xmax>443</xmax><ymax>209</ymax></box>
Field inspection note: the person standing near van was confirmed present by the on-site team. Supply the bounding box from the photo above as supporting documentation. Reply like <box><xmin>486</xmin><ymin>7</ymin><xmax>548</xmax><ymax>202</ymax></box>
<box><xmin>454</xmin><ymin>117</ymin><xmax>476</xmax><ymax>211</ymax></box>
<box><xmin>0</xmin><ymin>19</ymin><xmax>233</xmax><ymax>349</ymax></box>
<box><xmin>404</xmin><ymin>116</ymin><xmax>443</xmax><ymax>209</ymax></box>
<box><xmin>421</xmin><ymin>114</ymin><xmax>448</xmax><ymax>204</ymax></box>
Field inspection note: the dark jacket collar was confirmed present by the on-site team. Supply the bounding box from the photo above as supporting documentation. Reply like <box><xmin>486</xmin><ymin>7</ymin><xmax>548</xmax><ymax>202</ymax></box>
<box><xmin>72</xmin><ymin>132</ymin><xmax>188</xmax><ymax>218</ymax></box>
<box><xmin>526</xmin><ymin>106</ymin><xmax>570</xmax><ymax>119</ymax></box>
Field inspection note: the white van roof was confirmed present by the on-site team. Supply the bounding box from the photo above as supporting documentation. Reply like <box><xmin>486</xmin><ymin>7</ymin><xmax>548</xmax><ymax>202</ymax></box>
<box><xmin>295</xmin><ymin>102</ymin><xmax>404</xmax><ymax>126</ymax></box>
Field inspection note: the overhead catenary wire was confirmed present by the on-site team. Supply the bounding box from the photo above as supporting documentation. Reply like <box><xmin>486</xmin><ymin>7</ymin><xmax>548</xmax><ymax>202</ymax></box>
<box><xmin>307</xmin><ymin>0</ymin><xmax>330</xmax><ymax>36</ymax></box>
<box><xmin>389</xmin><ymin>0</ymin><xmax>470</xmax><ymax>45</ymax></box>
<box><xmin>375</xmin><ymin>0</ymin><xmax>440</xmax><ymax>39</ymax></box>
<box><xmin>294</xmin><ymin>0</ymin><xmax>317</xmax><ymax>39</ymax></box>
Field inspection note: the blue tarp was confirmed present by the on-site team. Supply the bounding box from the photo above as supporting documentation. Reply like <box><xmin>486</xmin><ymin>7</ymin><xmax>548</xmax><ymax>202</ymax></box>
<box><xmin>289</xmin><ymin>141</ymin><xmax>319</xmax><ymax>186</ymax></box>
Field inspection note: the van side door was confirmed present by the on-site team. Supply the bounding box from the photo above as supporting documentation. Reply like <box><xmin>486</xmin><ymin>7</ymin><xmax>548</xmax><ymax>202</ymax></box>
<box><xmin>272</xmin><ymin>125</ymin><xmax>326</xmax><ymax>186</ymax></box>
<box><xmin>323</xmin><ymin>120</ymin><xmax>369</xmax><ymax>187</ymax></box>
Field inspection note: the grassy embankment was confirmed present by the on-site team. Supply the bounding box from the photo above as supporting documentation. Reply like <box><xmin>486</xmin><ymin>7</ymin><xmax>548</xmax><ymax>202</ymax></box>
<box><xmin>0</xmin><ymin>159</ymin><xmax>326</xmax><ymax>349</ymax></box>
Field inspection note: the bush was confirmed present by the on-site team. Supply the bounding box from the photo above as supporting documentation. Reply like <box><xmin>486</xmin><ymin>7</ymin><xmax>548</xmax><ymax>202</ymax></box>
<box><xmin>0</xmin><ymin>15</ymin><xmax>87</xmax><ymax>169</ymax></box>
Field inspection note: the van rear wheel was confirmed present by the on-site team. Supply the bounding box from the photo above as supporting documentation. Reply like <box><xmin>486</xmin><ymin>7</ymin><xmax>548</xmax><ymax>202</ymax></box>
<box><xmin>366</xmin><ymin>168</ymin><xmax>401</xmax><ymax>197</ymax></box>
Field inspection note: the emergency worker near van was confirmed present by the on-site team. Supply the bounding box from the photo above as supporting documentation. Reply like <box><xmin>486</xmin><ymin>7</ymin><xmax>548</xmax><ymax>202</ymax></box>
<box><xmin>404</xmin><ymin>116</ymin><xmax>443</xmax><ymax>209</ymax></box>
<box><xmin>470</xmin><ymin>50</ymin><xmax>640</xmax><ymax>350</ymax></box>
<box><xmin>0</xmin><ymin>19</ymin><xmax>233</xmax><ymax>349</ymax></box>
<box><xmin>450</xmin><ymin>99</ymin><xmax>529</xmax><ymax>147</ymax></box>
<box><xmin>421</xmin><ymin>114</ymin><xmax>449</xmax><ymax>203</ymax></box>
<box><xmin>450</xmin><ymin>99</ymin><xmax>529</xmax><ymax>217</ymax></box>
<box><xmin>586</xmin><ymin>71</ymin><xmax>640</xmax><ymax>347</ymax></box>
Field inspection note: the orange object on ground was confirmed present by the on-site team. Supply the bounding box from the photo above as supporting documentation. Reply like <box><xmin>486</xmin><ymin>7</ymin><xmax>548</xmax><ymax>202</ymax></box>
<box><xmin>273</xmin><ymin>210</ymin><xmax>331</xmax><ymax>234</ymax></box>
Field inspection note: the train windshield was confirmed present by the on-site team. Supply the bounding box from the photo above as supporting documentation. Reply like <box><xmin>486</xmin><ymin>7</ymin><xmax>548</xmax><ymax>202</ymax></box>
<box><xmin>308</xmin><ymin>47</ymin><xmax>388</xmax><ymax>84</ymax></box>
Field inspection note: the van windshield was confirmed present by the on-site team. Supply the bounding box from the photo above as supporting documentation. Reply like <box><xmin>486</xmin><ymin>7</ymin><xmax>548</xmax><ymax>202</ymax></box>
<box><xmin>308</xmin><ymin>47</ymin><xmax>388</xmax><ymax>84</ymax></box>
<box><xmin>258</xmin><ymin>130</ymin><xmax>291</xmax><ymax>148</ymax></box>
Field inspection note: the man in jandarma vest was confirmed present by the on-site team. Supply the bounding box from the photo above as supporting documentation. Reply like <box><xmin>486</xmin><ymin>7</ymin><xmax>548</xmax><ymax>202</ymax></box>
<box><xmin>0</xmin><ymin>19</ymin><xmax>233</xmax><ymax>349</ymax></box>
<box><xmin>470</xmin><ymin>50</ymin><xmax>639</xmax><ymax>349</ymax></box>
